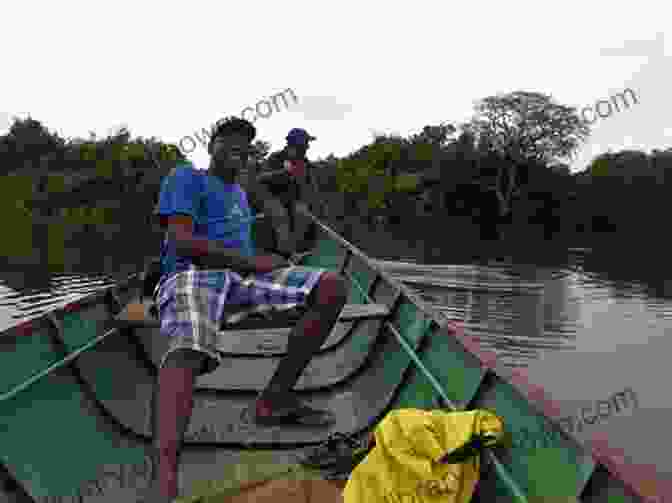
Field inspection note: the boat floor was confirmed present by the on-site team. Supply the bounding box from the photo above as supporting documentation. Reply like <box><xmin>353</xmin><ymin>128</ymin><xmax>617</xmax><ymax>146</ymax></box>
<box><xmin>0</xmin><ymin>290</ymin><xmax>440</xmax><ymax>501</ymax></box>
<box><xmin>10</xmin><ymin>362</ymin><xmax>346</xmax><ymax>503</ymax></box>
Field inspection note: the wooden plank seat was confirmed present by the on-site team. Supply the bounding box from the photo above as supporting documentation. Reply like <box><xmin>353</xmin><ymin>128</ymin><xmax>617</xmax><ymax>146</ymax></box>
<box><xmin>113</xmin><ymin>299</ymin><xmax>390</xmax><ymax>332</ymax></box>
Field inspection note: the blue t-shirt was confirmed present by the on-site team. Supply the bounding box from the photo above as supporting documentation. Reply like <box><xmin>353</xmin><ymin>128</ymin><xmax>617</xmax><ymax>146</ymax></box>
<box><xmin>154</xmin><ymin>162</ymin><xmax>256</xmax><ymax>280</ymax></box>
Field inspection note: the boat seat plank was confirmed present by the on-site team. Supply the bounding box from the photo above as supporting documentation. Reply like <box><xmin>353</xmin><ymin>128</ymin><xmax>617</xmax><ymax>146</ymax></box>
<box><xmin>338</xmin><ymin>303</ymin><xmax>389</xmax><ymax>320</ymax></box>
<box><xmin>113</xmin><ymin>301</ymin><xmax>390</xmax><ymax>331</ymax></box>
<box><xmin>214</xmin><ymin>321</ymin><xmax>356</xmax><ymax>356</ymax></box>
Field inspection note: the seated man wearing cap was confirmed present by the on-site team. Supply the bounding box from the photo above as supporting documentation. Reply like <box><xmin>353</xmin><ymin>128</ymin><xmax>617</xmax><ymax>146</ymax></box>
<box><xmin>251</xmin><ymin>128</ymin><xmax>322</xmax><ymax>257</ymax></box>
<box><xmin>147</xmin><ymin>118</ymin><xmax>346</xmax><ymax>502</ymax></box>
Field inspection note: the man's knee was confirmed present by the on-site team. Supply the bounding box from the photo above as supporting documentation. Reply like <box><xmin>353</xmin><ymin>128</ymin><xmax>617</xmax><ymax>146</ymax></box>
<box><xmin>314</xmin><ymin>272</ymin><xmax>348</xmax><ymax>306</ymax></box>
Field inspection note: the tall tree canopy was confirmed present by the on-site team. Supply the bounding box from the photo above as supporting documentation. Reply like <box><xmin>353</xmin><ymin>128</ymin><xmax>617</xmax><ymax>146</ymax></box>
<box><xmin>462</xmin><ymin>91</ymin><xmax>591</xmax><ymax>164</ymax></box>
<box><xmin>459</xmin><ymin>91</ymin><xmax>592</xmax><ymax>217</ymax></box>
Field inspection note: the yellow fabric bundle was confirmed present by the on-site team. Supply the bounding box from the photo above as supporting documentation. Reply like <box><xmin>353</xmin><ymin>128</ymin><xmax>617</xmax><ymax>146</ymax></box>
<box><xmin>343</xmin><ymin>408</ymin><xmax>504</xmax><ymax>503</ymax></box>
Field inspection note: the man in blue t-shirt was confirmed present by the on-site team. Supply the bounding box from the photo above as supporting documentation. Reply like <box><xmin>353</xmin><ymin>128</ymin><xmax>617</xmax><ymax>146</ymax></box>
<box><xmin>149</xmin><ymin>117</ymin><xmax>347</xmax><ymax>502</ymax></box>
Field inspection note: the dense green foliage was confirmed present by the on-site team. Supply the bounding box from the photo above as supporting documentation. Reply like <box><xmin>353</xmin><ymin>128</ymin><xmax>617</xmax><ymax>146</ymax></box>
<box><xmin>0</xmin><ymin>117</ymin><xmax>184</xmax><ymax>174</ymax></box>
<box><xmin>3</xmin><ymin>88</ymin><xmax>672</xmax><ymax>252</ymax></box>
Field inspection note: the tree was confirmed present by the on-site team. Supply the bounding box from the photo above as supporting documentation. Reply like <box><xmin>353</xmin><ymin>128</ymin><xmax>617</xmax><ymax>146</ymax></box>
<box><xmin>335</xmin><ymin>133</ymin><xmax>424</xmax><ymax>223</ymax></box>
<box><xmin>2</xmin><ymin>116</ymin><xmax>66</xmax><ymax>171</ymax></box>
<box><xmin>408</xmin><ymin>123</ymin><xmax>456</xmax><ymax>147</ymax></box>
<box><xmin>461</xmin><ymin>91</ymin><xmax>591</xmax><ymax>219</ymax></box>
<box><xmin>463</xmin><ymin>91</ymin><xmax>590</xmax><ymax>163</ymax></box>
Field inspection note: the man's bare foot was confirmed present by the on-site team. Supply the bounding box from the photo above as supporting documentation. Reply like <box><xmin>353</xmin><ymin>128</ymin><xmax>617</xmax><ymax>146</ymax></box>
<box><xmin>253</xmin><ymin>393</ymin><xmax>335</xmax><ymax>426</ymax></box>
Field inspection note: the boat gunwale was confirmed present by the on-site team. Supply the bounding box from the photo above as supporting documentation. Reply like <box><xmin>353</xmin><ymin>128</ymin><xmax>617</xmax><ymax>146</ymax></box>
<box><xmin>305</xmin><ymin>208</ymin><xmax>662</xmax><ymax>503</ymax></box>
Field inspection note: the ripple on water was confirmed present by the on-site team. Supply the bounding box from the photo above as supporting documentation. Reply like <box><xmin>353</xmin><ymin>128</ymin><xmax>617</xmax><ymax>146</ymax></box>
<box><xmin>0</xmin><ymin>272</ymin><xmax>119</xmax><ymax>328</ymax></box>
<box><xmin>382</xmin><ymin>262</ymin><xmax>582</xmax><ymax>368</ymax></box>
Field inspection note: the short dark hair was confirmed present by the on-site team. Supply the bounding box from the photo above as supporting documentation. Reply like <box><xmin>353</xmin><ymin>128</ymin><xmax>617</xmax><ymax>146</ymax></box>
<box><xmin>208</xmin><ymin>116</ymin><xmax>256</xmax><ymax>154</ymax></box>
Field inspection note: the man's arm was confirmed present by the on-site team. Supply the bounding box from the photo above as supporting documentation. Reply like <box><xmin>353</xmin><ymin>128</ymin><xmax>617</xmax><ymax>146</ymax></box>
<box><xmin>247</xmin><ymin>157</ymin><xmax>296</xmax><ymax>256</ymax></box>
<box><xmin>166</xmin><ymin>215</ymin><xmax>288</xmax><ymax>273</ymax></box>
<box><xmin>302</xmin><ymin>162</ymin><xmax>323</xmax><ymax>216</ymax></box>
<box><xmin>256</xmin><ymin>151</ymin><xmax>290</xmax><ymax>184</ymax></box>
<box><xmin>166</xmin><ymin>215</ymin><xmax>258</xmax><ymax>272</ymax></box>
<box><xmin>256</xmin><ymin>168</ymin><xmax>292</xmax><ymax>184</ymax></box>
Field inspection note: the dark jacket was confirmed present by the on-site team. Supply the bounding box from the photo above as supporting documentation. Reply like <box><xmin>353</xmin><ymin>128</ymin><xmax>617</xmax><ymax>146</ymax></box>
<box><xmin>260</xmin><ymin>148</ymin><xmax>316</xmax><ymax>206</ymax></box>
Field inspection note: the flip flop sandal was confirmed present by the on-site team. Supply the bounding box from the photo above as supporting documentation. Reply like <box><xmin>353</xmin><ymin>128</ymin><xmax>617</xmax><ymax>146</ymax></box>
<box><xmin>322</xmin><ymin>442</ymin><xmax>371</xmax><ymax>476</ymax></box>
<box><xmin>300</xmin><ymin>432</ymin><xmax>369</xmax><ymax>469</ymax></box>
<box><xmin>246</xmin><ymin>400</ymin><xmax>336</xmax><ymax>427</ymax></box>
<box><xmin>262</xmin><ymin>402</ymin><xmax>336</xmax><ymax>427</ymax></box>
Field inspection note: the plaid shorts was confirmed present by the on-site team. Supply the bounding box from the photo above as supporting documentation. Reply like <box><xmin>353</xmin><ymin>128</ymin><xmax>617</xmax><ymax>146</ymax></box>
<box><xmin>154</xmin><ymin>265</ymin><xmax>326</xmax><ymax>375</ymax></box>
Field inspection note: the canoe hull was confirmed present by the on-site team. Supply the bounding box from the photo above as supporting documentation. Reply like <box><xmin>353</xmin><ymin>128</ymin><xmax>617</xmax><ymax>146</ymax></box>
<box><xmin>0</xmin><ymin>210</ymin><xmax>661</xmax><ymax>502</ymax></box>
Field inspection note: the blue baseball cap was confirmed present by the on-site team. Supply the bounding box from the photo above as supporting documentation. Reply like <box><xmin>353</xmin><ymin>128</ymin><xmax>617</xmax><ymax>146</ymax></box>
<box><xmin>286</xmin><ymin>128</ymin><xmax>316</xmax><ymax>145</ymax></box>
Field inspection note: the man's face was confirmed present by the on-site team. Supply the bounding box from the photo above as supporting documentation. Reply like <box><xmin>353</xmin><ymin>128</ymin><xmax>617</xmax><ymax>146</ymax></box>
<box><xmin>287</xmin><ymin>142</ymin><xmax>309</xmax><ymax>159</ymax></box>
<box><xmin>210</xmin><ymin>133</ymin><xmax>251</xmax><ymax>178</ymax></box>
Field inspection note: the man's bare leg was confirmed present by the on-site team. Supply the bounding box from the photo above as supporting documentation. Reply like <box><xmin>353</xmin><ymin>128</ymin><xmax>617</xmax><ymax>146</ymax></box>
<box><xmin>151</xmin><ymin>349</ymin><xmax>206</xmax><ymax>500</ymax></box>
<box><xmin>256</xmin><ymin>272</ymin><xmax>347</xmax><ymax>416</ymax></box>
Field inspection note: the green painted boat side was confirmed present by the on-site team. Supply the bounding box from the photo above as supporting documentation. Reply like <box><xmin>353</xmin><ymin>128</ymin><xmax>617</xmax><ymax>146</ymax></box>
<box><xmin>0</xmin><ymin>210</ymin><xmax>663</xmax><ymax>503</ymax></box>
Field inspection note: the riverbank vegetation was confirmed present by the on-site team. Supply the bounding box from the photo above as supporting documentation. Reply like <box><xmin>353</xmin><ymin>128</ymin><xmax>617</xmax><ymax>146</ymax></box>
<box><xmin>2</xmin><ymin>90</ymin><xmax>670</xmax><ymax>267</ymax></box>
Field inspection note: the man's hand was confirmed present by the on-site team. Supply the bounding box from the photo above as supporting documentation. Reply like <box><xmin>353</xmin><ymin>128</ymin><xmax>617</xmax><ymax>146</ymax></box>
<box><xmin>284</xmin><ymin>159</ymin><xmax>306</xmax><ymax>178</ymax></box>
<box><xmin>253</xmin><ymin>254</ymin><xmax>290</xmax><ymax>274</ymax></box>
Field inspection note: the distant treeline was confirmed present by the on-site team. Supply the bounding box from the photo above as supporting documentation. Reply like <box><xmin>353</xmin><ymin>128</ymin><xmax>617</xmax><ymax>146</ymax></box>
<box><xmin>2</xmin><ymin>91</ymin><xmax>672</xmax><ymax>253</ymax></box>
<box><xmin>314</xmin><ymin>131</ymin><xmax>672</xmax><ymax>249</ymax></box>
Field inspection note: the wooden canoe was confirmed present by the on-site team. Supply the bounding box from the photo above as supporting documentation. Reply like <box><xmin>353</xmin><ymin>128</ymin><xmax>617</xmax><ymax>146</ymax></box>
<box><xmin>0</xmin><ymin>209</ymin><xmax>663</xmax><ymax>503</ymax></box>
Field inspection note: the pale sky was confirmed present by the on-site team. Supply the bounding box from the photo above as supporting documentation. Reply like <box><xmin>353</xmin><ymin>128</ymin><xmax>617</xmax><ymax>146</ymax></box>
<box><xmin>2</xmin><ymin>1</ymin><xmax>671</xmax><ymax>173</ymax></box>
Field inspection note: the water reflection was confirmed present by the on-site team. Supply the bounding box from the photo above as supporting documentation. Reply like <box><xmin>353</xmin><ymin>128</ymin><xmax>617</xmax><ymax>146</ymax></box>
<box><xmin>383</xmin><ymin>249</ymin><xmax>672</xmax><ymax>371</ymax></box>
<box><xmin>0</xmin><ymin>272</ymin><xmax>119</xmax><ymax>329</ymax></box>
<box><xmin>378</xmin><ymin>260</ymin><xmax>581</xmax><ymax>368</ymax></box>
<box><xmin>0</xmin><ymin>217</ymin><xmax>161</xmax><ymax>331</ymax></box>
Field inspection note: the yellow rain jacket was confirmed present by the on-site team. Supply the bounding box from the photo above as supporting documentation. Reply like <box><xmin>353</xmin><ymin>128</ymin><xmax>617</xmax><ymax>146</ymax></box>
<box><xmin>343</xmin><ymin>408</ymin><xmax>504</xmax><ymax>503</ymax></box>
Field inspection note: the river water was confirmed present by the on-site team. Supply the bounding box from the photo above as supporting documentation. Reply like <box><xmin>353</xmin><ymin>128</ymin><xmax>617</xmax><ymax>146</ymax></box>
<box><xmin>1</xmin><ymin>223</ymin><xmax>670</xmax><ymax>481</ymax></box>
